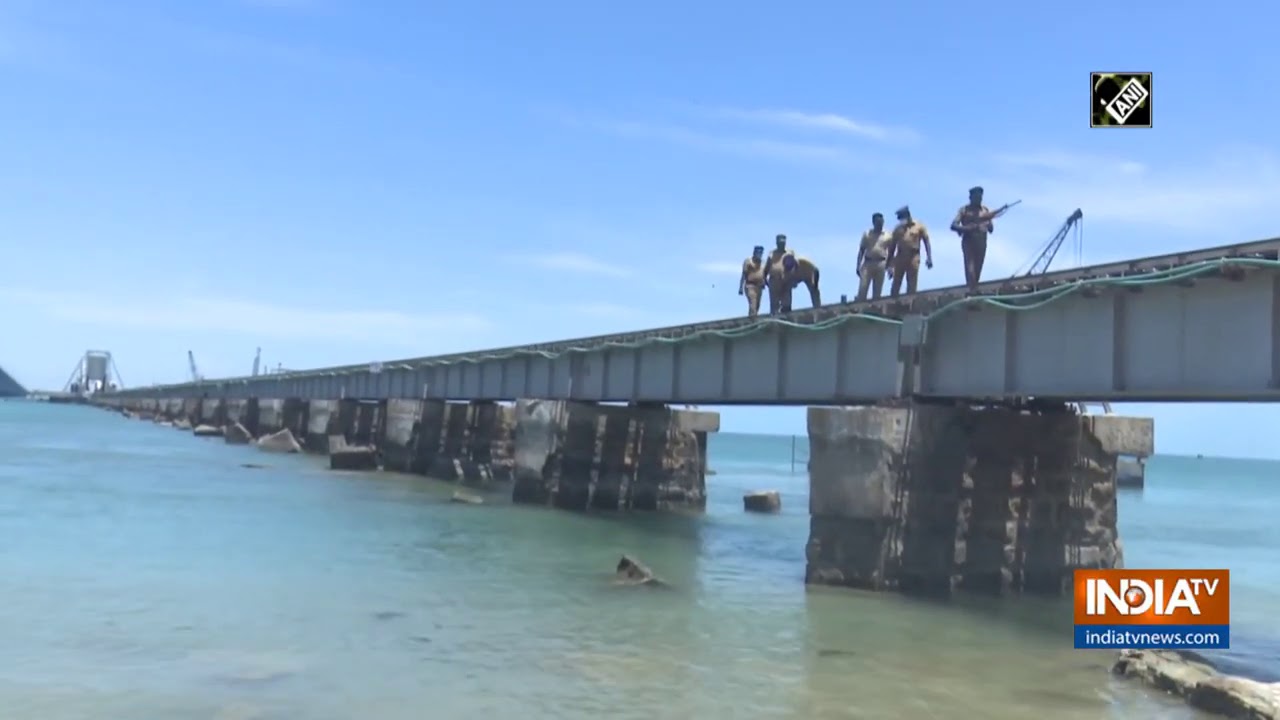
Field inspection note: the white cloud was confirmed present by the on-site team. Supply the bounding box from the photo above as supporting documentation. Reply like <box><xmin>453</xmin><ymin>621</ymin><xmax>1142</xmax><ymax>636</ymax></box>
<box><xmin>0</xmin><ymin>289</ymin><xmax>490</xmax><ymax>341</ymax></box>
<box><xmin>695</xmin><ymin>261</ymin><xmax>743</xmax><ymax>274</ymax></box>
<box><xmin>993</xmin><ymin>151</ymin><xmax>1145</xmax><ymax>176</ymax></box>
<box><xmin>571</xmin><ymin>302</ymin><xmax>647</xmax><ymax>319</ymax></box>
<box><xmin>597</xmin><ymin>120</ymin><xmax>860</xmax><ymax>167</ymax></box>
<box><xmin>988</xmin><ymin>147</ymin><xmax>1280</xmax><ymax>234</ymax></box>
<box><xmin>711</xmin><ymin>107</ymin><xmax>920</xmax><ymax>143</ymax></box>
<box><xmin>237</xmin><ymin>0</ymin><xmax>324</xmax><ymax>8</ymax></box>
<box><xmin>515</xmin><ymin>251</ymin><xmax>632</xmax><ymax>277</ymax></box>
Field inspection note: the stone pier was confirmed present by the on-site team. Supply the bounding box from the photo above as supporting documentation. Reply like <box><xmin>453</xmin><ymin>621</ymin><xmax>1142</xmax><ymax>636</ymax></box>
<box><xmin>511</xmin><ymin>400</ymin><xmax>719</xmax><ymax>511</ymax></box>
<box><xmin>805</xmin><ymin>403</ymin><xmax>1154</xmax><ymax>598</ymax></box>
<box><xmin>198</xmin><ymin>397</ymin><xmax>226</xmax><ymax>427</ymax></box>
<box><xmin>381</xmin><ymin>399</ymin><xmax>422</xmax><ymax>472</ymax></box>
<box><xmin>381</xmin><ymin>399</ymin><xmax>515</xmax><ymax>484</ymax></box>
<box><xmin>255</xmin><ymin>398</ymin><xmax>286</xmax><ymax>435</ymax></box>
<box><xmin>98</xmin><ymin>394</ymin><xmax>719</xmax><ymax>515</ymax></box>
<box><xmin>304</xmin><ymin>400</ymin><xmax>338</xmax><ymax>452</ymax></box>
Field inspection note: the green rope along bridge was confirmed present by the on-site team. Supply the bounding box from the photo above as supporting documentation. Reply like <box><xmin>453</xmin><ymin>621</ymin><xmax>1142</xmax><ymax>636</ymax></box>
<box><xmin>271</xmin><ymin>255</ymin><xmax>1278</xmax><ymax>377</ymax></box>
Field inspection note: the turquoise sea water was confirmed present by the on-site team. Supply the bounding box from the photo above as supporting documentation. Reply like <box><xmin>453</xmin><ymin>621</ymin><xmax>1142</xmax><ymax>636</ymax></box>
<box><xmin>0</xmin><ymin>401</ymin><xmax>1276</xmax><ymax>719</ymax></box>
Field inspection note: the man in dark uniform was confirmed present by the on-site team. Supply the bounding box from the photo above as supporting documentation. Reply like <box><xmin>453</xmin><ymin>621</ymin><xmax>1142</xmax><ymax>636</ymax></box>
<box><xmin>950</xmin><ymin>186</ymin><xmax>996</xmax><ymax>293</ymax></box>
<box><xmin>764</xmin><ymin>234</ymin><xmax>795</xmax><ymax>314</ymax></box>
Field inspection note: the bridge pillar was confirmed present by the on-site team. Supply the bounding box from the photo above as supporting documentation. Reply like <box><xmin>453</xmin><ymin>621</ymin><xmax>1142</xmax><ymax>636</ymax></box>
<box><xmin>198</xmin><ymin>397</ymin><xmax>226</xmax><ymax>427</ymax></box>
<box><xmin>281</xmin><ymin>398</ymin><xmax>309</xmax><ymax>441</ymax></box>
<box><xmin>255</xmin><ymin>398</ymin><xmax>286</xmax><ymax>435</ymax></box>
<box><xmin>511</xmin><ymin>400</ymin><xmax>719</xmax><ymax>511</ymax></box>
<box><xmin>304</xmin><ymin>399</ymin><xmax>339</xmax><ymax>453</ymax></box>
<box><xmin>383</xmin><ymin>400</ymin><xmax>516</xmax><ymax>484</ymax></box>
<box><xmin>805</xmin><ymin>403</ymin><xmax>1132</xmax><ymax>598</ymax></box>
<box><xmin>181</xmin><ymin>398</ymin><xmax>200</xmax><ymax>425</ymax></box>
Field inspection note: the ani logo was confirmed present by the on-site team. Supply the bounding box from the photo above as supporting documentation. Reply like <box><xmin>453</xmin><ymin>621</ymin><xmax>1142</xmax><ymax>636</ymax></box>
<box><xmin>1090</xmin><ymin>72</ymin><xmax>1153</xmax><ymax>128</ymax></box>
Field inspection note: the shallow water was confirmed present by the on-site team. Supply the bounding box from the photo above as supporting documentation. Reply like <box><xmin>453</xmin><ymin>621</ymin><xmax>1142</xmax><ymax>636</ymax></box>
<box><xmin>1</xmin><ymin>402</ymin><xmax>1275</xmax><ymax>719</ymax></box>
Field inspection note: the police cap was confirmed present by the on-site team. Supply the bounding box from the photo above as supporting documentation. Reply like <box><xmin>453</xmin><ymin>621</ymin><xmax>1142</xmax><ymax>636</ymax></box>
<box><xmin>969</xmin><ymin>186</ymin><xmax>984</xmax><ymax>195</ymax></box>
<box><xmin>895</xmin><ymin>205</ymin><xmax>910</xmax><ymax>218</ymax></box>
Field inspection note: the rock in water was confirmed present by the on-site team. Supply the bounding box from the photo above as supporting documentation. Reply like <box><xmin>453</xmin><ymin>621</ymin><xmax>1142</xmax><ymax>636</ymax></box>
<box><xmin>615</xmin><ymin>554</ymin><xmax>666</xmax><ymax>587</ymax></box>
<box><xmin>256</xmin><ymin>429</ymin><xmax>302</xmax><ymax>454</ymax></box>
<box><xmin>449</xmin><ymin>490</ymin><xmax>484</xmax><ymax>505</ymax></box>
<box><xmin>743</xmin><ymin>490</ymin><xmax>782</xmax><ymax>513</ymax></box>
<box><xmin>330</xmin><ymin>445</ymin><xmax>378</xmax><ymax>471</ymax></box>
<box><xmin>224</xmin><ymin>422</ymin><xmax>253</xmax><ymax>445</ymax></box>
<box><xmin>1112</xmin><ymin>649</ymin><xmax>1280</xmax><ymax>719</ymax></box>
<box><xmin>193</xmin><ymin>424</ymin><xmax>222</xmax><ymax>437</ymax></box>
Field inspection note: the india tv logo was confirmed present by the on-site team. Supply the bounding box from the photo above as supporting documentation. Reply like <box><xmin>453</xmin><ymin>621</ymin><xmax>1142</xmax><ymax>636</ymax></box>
<box><xmin>1073</xmin><ymin>569</ymin><xmax>1230</xmax><ymax>649</ymax></box>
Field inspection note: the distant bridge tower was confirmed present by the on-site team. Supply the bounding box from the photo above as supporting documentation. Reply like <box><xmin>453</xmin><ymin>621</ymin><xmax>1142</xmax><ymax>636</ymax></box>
<box><xmin>62</xmin><ymin>350</ymin><xmax>124</xmax><ymax>396</ymax></box>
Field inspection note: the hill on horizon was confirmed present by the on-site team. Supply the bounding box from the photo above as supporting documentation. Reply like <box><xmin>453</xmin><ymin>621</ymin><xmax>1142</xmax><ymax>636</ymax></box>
<box><xmin>0</xmin><ymin>365</ymin><xmax>27</xmax><ymax>397</ymax></box>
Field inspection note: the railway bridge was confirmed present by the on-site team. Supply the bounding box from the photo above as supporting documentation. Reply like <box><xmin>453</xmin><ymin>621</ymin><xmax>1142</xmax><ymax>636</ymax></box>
<box><xmin>97</xmin><ymin>238</ymin><xmax>1280</xmax><ymax>599</ymax></box>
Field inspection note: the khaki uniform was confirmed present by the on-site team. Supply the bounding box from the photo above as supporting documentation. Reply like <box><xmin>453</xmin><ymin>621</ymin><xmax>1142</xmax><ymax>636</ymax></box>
<box><xmin>765</xmin><ymin>248</ymin><xmax>795</xmax><ymax>314</ymax></box>
<box><xmin>857</xmin><ymin>228</ymin><xmax>893</xmax><ymax>301</ymax></box>
<box><xmin>777</xmin><ymin>256</ymin><xmax>820</xmax><ymax>312</ymax></box>
<box><xmin>952</xmin><ymin>204</ymin><xmax>993</xmax><ymax>291</ymax></box>
<box><xmin>741</xmin><ymin>257</ymin><xmax>766</xmax><ymax>318</ymax></box>
<box><xmin>890</xmin><ymin>220</ymin><xmax>929</xmax><ymax>296</ymax></box>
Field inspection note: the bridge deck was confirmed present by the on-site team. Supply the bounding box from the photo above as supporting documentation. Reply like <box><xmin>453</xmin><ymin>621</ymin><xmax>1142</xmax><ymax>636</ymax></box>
<box><xmin>109</xmin><ymin>238</ymin><xmax>1280</xmax><ymax>404</ymax></box>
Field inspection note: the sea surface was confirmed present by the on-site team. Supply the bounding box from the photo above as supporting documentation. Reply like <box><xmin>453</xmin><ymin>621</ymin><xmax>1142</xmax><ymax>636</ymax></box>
<box><xmin>0</xmin><ymin>401</ymin><xmax>1276</xmax><ymax>719</ymax></box>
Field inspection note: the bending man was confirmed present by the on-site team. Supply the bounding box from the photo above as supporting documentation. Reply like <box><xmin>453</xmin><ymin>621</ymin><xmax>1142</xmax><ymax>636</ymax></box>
<box><xmin>779</xmin><ymin>254</ymin><xmax>821</xmax><ymax>312</ymax></box>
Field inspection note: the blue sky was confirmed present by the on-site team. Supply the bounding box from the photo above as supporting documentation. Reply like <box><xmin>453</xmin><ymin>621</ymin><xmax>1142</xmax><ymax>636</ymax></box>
<box><xmin>3</xmin><ymin>0</ymin><xmax>1279</xmax><ymax>457</ymax></box>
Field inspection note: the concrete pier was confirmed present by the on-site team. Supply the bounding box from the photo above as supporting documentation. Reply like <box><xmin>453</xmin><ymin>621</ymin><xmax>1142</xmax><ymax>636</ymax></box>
<box><xmin>511</xmin><ymin>401</ymin><xmax>718</xmax><ymax>511</ymax></box>
<box><xmin>305</xmin><ymin>400</ymin><xmax>338</xmax><ymax>452</ymax></box>
<box><xmin>805</xmin><ymin>404</ymin><xmax>1154</xmax><ymax>598</ymax></box>
<box><xmin>109</xmin><ymin>394</ymin><xmax>718</xmax><ymax>514</ymax></box>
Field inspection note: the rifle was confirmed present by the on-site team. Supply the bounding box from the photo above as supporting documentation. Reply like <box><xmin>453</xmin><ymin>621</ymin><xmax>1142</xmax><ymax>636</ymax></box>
<box><xmin>956</xmin><ymin>199</ymin><xmax>1022</xmax><ymax>232</ymax></box>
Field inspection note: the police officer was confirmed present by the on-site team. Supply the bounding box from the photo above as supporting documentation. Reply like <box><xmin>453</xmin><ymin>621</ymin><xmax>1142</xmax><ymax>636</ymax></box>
<box><xmin>950</xmin><ymin>186</ymin><xmax>996</xmax><ymax>293</ymax></box>
<box><xmin>886</xmin><ymin>205</ymin><xmax>933</xmax><ymax>297</ymax></box>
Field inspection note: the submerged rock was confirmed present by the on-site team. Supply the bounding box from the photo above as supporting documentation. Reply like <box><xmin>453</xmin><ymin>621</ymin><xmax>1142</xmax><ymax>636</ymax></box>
<box><xmin>224</xmin><ymin>422</ymin><xmax>253</xmax><ymax>445</ymax></box>
<box><xmin>193</xmin><ymin>424</ymin><xmax>222</xmax><ymax>437</ymax></box>
<box><xmin>615</xmin><ymin>554</ymin><xmax>667</xmax><ymax>587</ymax></box>
<box><xmin>1112</xmin><ymin>649</ymin><xmax>1280</xmax><ymax>719</ymax></box>
<box><xmin>743</xmin><ymin>490</ymin><xmax>782</xmax><ymax>513</ymax></box>
<box><xmin>449</xmin><ymin>490</ymin><xmax>484</xmax><ymax>505</ymax></box>
<box><xmin>330</xmin><ymin>445</ymin><xmax>378</xmax><ymax>471</ymax></box>
<box><xmin>256</xmin><ymin>429</ymin><xmax>302</xmax><ymax>454</ymax></box>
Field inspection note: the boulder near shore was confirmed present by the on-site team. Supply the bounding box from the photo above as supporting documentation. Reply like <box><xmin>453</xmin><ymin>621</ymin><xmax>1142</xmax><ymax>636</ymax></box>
<box><xmin>327</xmin><ymin>436</ymin><xmax>378</xmax><ymax>471</ymax></box>
<box><xmin>256</xmin><ymin>429</ymin><xmax>303</xmax><ymax>454</ymax></box>
<box><xmin>192</xmin><ymin>424</ymin><xmax>222</xmax><ymax>438</ymax></box>
<box><xmin>1112</xmin><ymin>649</ymin><xmax>1280</xmax><ymax>719</ymax></box>
<box><xmin>615</xmin><ymin>555</ymin><xmax>667</xmax><ymax>588</ymax></box>
<box><xmin>224</xmin><ymin>423</ymin><xmax>253</xmax><ymax>445</ymax></box>
<box><xmin>743</xmin><ymin>490</ymin><xmax>782</xmax><ymax>513</ymax></box>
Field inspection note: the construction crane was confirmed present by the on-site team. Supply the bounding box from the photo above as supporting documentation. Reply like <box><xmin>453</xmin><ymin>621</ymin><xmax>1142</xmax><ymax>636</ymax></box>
<box><xmin>252</xmin><ymin>348</ymin><xmax>261</xmax><ymax>377</ymax></box>
<box><xmin>1006</xmin><ymin>210</ymin><xmax>1110</xmax><ymax>414</ymax></box>
<box><xmin>1012</xmin><ymin>208</ymin><xmax>1084</xmax><ymax>278</ymax></box>
<box><xmin>187</xmin><ymin>351</ymin><xmax>203</xmax><ymax>383</ymax></box>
